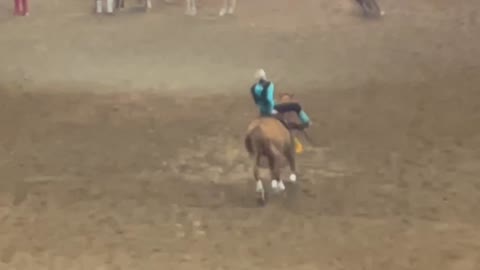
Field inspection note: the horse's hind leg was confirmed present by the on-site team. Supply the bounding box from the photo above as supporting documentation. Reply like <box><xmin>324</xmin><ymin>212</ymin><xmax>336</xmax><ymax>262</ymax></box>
<box><xmin>253</xmin><ymin>153</ymin><xmax>266</xmax><ymax>206</ymax></box>
<box><xmin>145</xmin><ymin>0</ymin><xmax>152</xmax><ymax>10</ymax></box>
<box><xmin>268</xmin><ymin>153</ymin><xmax>284</xmax><ymax>193</ymax></box>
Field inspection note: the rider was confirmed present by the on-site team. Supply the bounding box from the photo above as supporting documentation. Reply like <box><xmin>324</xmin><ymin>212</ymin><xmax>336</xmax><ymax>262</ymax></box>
<box><xmin>250</xmin><ymin>69</ymin><xmax>277</xmax><ymax>117</ymax></box>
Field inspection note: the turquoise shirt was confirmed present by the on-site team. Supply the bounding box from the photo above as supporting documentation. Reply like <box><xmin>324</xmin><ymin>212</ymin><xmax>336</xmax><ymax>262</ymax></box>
<box><xmin>251</xmin><ymin>80</ymin><xmax>275</xmax><ymax>116</ymax></box>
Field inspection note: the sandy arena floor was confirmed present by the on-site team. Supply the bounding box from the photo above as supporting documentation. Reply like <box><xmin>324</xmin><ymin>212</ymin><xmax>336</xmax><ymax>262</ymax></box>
<box><xmin>0</xmin><ymin>0</ymin><xmax>480</xmax><ymax>269</ymax></box>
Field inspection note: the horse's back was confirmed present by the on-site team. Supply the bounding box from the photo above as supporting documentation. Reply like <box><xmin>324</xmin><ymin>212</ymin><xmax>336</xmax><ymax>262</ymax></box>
<box><xmin>246</xmin><ymin>117</ymin><xmax>291</xmax><ymax>143</ymax></box>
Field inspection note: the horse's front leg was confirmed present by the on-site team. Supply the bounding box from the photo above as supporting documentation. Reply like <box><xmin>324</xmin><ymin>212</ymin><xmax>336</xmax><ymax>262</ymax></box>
<box><xmin>253</xmin><ymin>154</ymin><xmax>267</xmax><ymax>206</ymax></box>
<box><xmin>268</xmin><ymin>153</ymin><xmax>285</xmax><ymax>193</ymax></box>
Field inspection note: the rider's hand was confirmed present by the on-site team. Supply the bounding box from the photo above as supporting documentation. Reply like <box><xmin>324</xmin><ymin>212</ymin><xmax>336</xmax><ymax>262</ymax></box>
<box><xmin>271</xmin><ymin>109</ymin><xmax>278</xmax><ymax>115</ymax></box>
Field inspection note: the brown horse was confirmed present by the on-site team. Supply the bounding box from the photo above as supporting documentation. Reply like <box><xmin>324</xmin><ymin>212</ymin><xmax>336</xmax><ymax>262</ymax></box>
<box><xmin>244</xmin><ymin>116</ymin><xmax>297</xmax><ymax>205</ymax></box>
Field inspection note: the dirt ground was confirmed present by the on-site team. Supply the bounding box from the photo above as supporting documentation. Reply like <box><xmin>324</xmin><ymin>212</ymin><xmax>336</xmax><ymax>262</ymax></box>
<box><xmin>1</xmin><ymin>0</ymin><xmax>480</xmax><ymax>269</ymax></box>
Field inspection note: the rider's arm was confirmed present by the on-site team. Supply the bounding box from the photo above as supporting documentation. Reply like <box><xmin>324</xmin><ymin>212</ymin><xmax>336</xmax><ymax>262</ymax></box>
<box><xmin>266</xmin><ymin>83</ymin><xmax>275</xmax><ymax>113</ymax></box>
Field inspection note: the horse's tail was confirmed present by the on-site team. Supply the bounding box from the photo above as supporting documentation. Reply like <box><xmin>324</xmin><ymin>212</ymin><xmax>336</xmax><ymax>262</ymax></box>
<box><xmin>245</xmin><ymin>126</ymin><xmax>262</xmax><ymax>158</ymax></box>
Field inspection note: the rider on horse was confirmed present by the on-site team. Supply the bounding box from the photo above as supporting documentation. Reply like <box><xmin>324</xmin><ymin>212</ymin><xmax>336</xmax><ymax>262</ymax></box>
<box><xmin>250</xmin><ymin>69</ymin><xmax>311</xmax><ymax>153</ymax></box>
<box><xmin>250</xmin><ymin>69</ymin><xmax>311</xmax><ymax>129</ymax></box>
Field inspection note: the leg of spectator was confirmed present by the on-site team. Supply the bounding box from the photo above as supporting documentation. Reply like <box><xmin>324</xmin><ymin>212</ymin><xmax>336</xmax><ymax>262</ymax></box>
<box><xmin>14</xmin><ymin>0</ymin><xmax>22</xmax><ymax>15</ymax></box>
<box><xmin>21</xmin><ymin>0</ymin><xmax>29</xmax><ymax>16</ymax></box>
<box><xmin>96</xmin><ymin>0</ymin><xmax>103</xmax><ymax>13</ymax></box>
<box><xmin>106</xmin><ymin>0</ymin><xmax>114</xmax><ymax>13</ymax></box>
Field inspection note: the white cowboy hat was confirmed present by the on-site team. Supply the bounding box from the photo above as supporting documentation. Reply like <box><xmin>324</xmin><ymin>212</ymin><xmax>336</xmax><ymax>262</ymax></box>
<box><xmin>254</xmin><ymin>69</ymin><xmax>267</xmax><ymax>80</ymax></box>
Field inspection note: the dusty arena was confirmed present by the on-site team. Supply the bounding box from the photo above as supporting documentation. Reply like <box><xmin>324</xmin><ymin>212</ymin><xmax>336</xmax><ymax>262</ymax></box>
<box><xmin>0</xmin><ymin>0</ymin><xmax>480</xmax><ymax>269</ymax></box>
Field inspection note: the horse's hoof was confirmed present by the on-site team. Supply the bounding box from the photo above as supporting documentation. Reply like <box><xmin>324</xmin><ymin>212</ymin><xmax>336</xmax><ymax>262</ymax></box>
<box><xmin>271</xmin><ymin>180</ymin><xmax>286</xmax><ymax>193</ymax></box>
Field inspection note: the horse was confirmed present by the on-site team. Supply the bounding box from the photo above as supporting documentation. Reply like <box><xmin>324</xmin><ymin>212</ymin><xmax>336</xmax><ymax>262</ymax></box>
<box><xmin>244</xmin><ymin>116</ymin><xmax>297</xmax><ymax>206</ymax></box>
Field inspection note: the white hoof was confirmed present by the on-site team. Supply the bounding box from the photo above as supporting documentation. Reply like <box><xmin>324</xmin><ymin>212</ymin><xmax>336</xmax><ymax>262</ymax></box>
<box><xmin>227</xmin><ymin>7</ymin><xmax>234</xmax><ymax>14</ymax></box>
<box><xmin>271</xmin><ymin>180</ymin><xmax>285</xmax><ymax>192</ymax></box>
<box><xmin>289</xmin><ymin>173</ymin><xmax>297</xmax><ymax>183</ymax></box>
